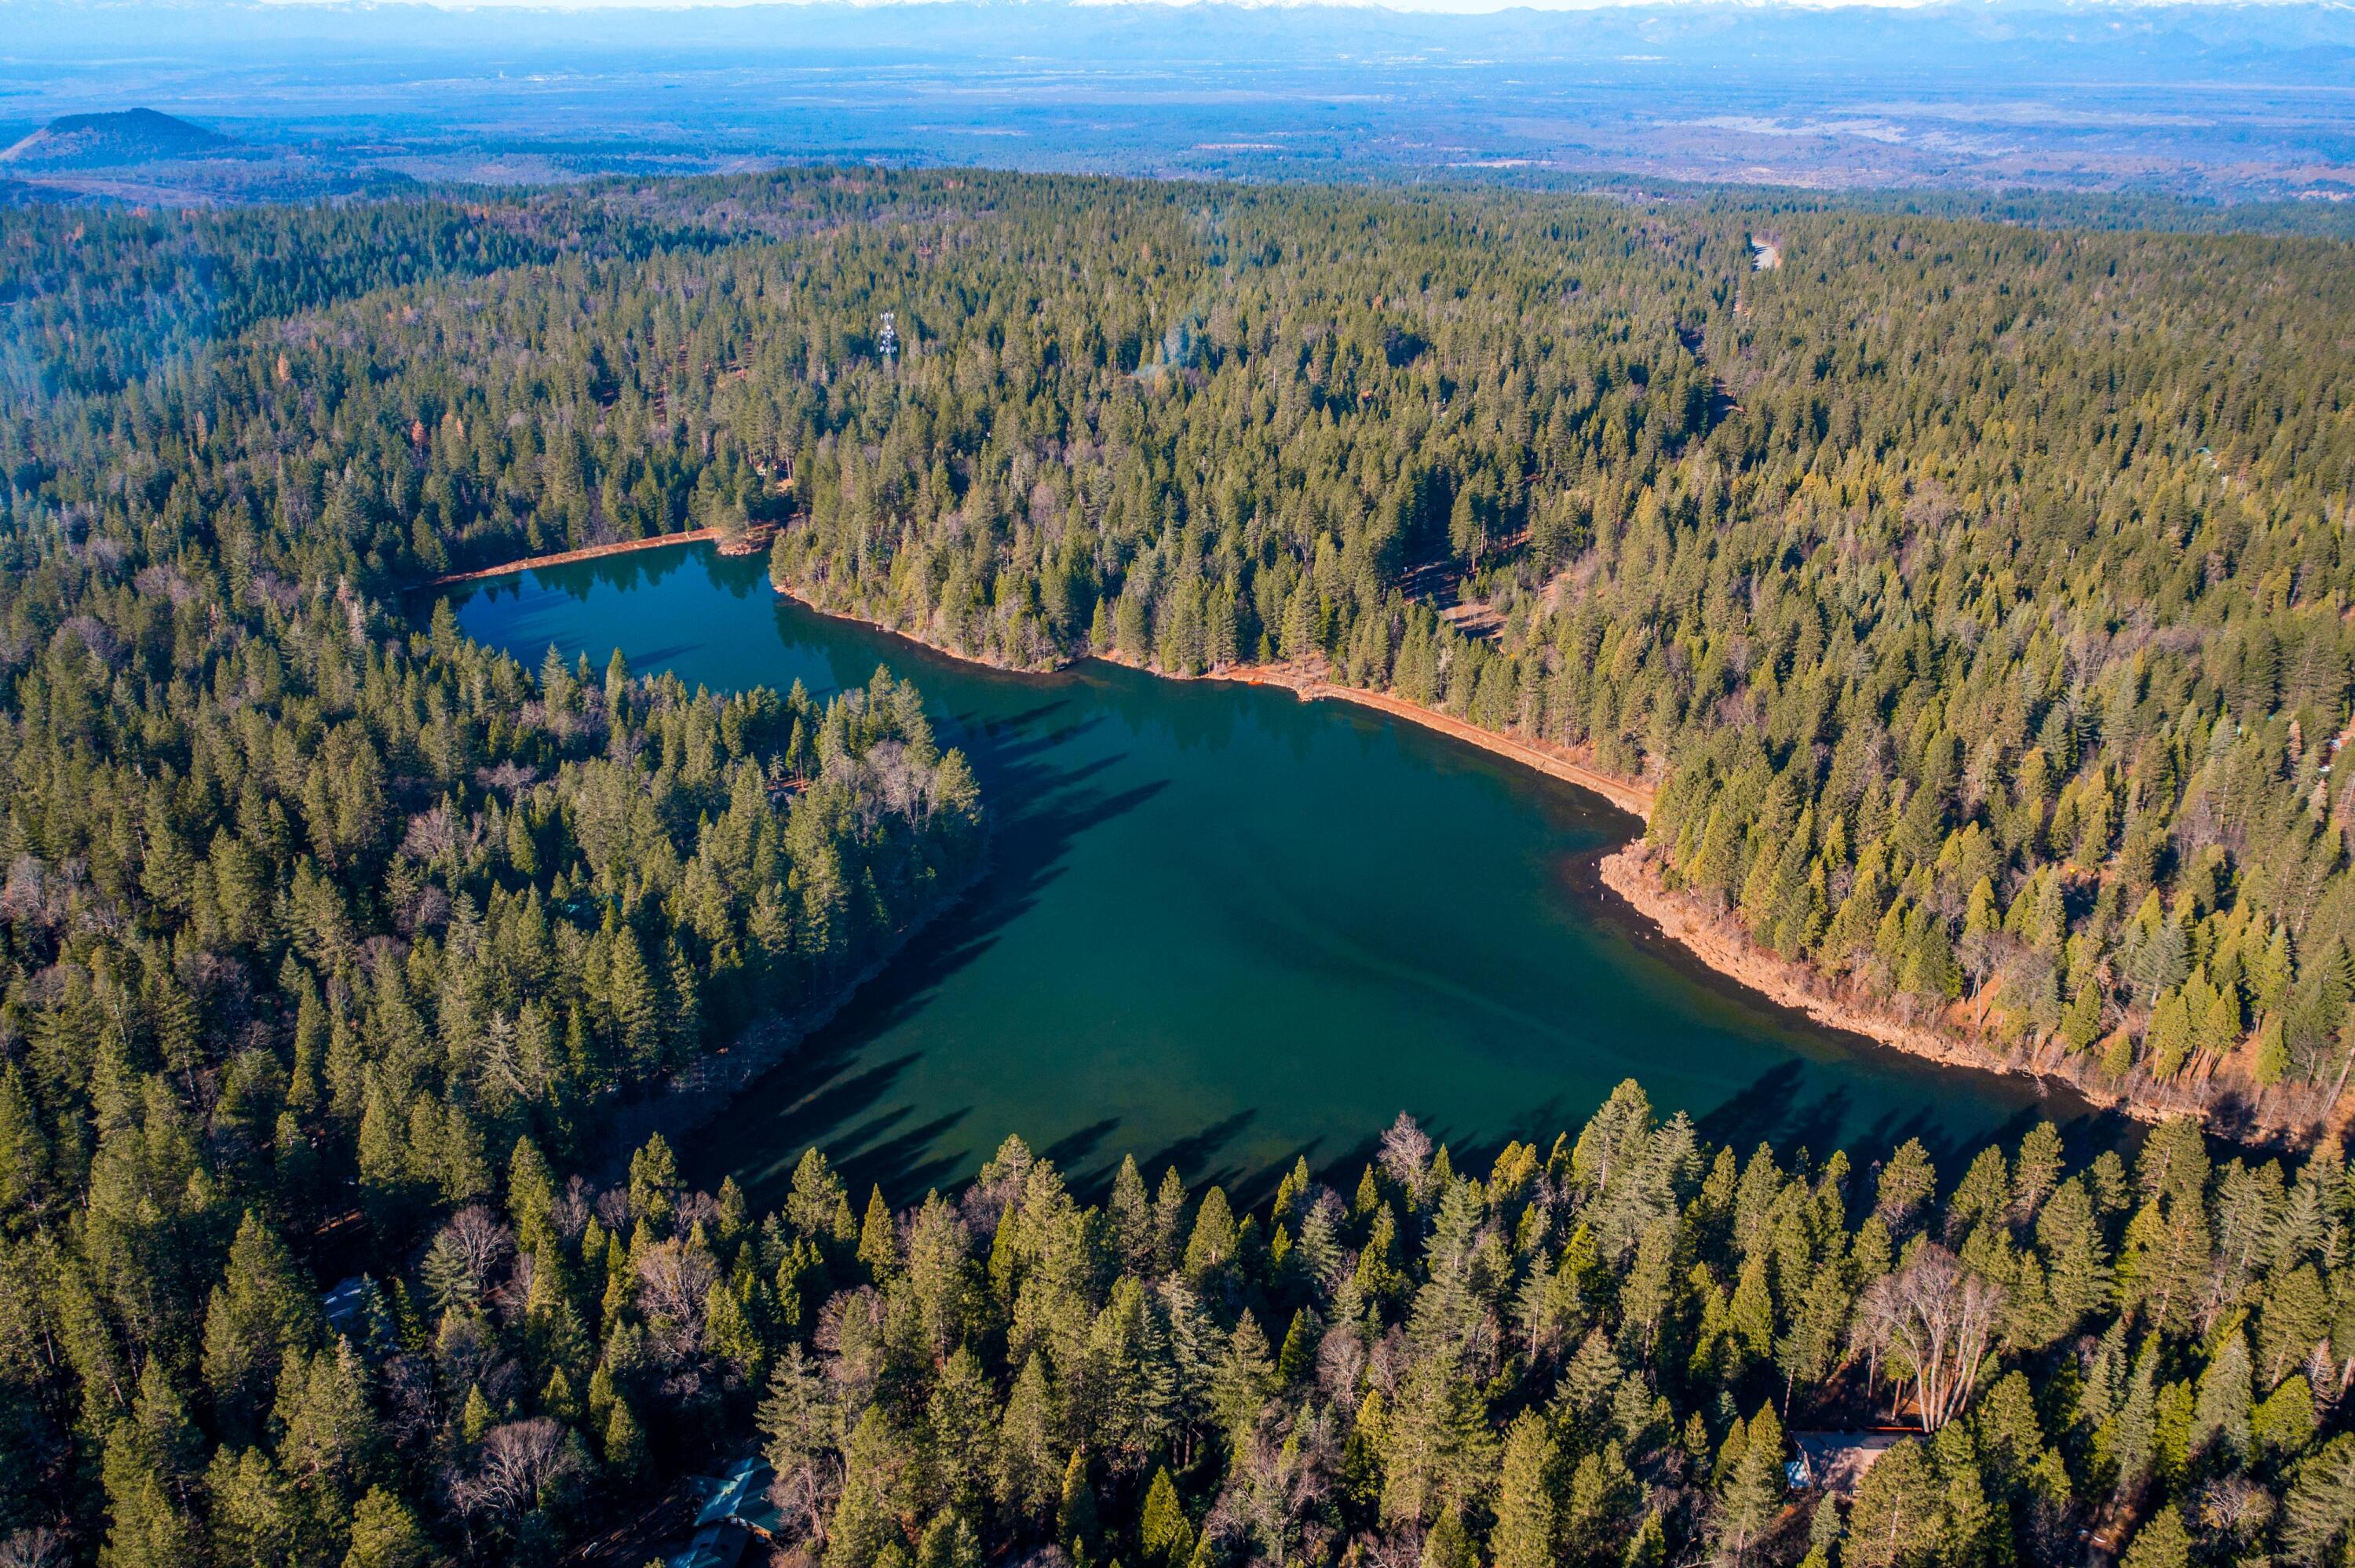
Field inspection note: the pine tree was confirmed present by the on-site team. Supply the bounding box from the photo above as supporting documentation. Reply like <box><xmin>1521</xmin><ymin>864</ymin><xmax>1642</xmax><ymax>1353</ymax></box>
<box><xmin>787</xmin><ymin>1147</ymin><xmax>849</xmax><ymax>1241</ymax></box>
<box><xmin>1621</xmin><ymin>1511</ymin><xmax>1667</xmax><ymax>1568</ymax></box>
<box><xmin>1419</xmin><ymin>1508</ymin><xmax>1476</xmax><ymax>1568</ymax></box>
<box><xmin>1378</xmin><ymin>1355</ymin><xmax>1496</xmax><ymax>1530</ymax></box>
<box><xmin>354</xmin><ymin>1088</ymin><xmax>414</xmax><ymax>1242</ymax></box>
<box><xmin>2000</xmin><ymin>1122</ymin><xmax>2059</xmax><ymax>1223</ymax></box>
<box><xmin>1184</xmin><ymin>1187</ymin><xmax>1237</xmax><ymax>1279</ymax></box>
<box><xmin>1927</xmin><ymin>1422</ymin><xmax>1998</xmax><ymax>1568</ymax></box>
<box><xmin>2255</xmin><ymin>1374</ymin><xmax>2318</xmax><ymax>1457</ymax></box>
<box><xmin>831</xmin><ymin>1408</ymin><xmax>914</xmax><ymax>1568</ymax></box>
<box><xmin>917</xmin><ymin>1515</ymin><xmax>983</xmax><ymax>1568</ymax></box>
<box><xmin>858</xmin><ymin>1186</ymin><xmax>898</xmax><ymax>1280</ymax></box>
<box><xmin>540</xmin><ymin>1367</ymin><xmax>582</xmax><ymax>1424</ymax></box>
<box><xmin>2121</xmin><ymin>1504</ymin><xmax>2191</xmax><ymax>1568</ymax></box>
<box><xmin>1807</xmin><ymin>1496</ymin><xmax>1844</xmax><ymax>1566</ymax></box>
<box><xmin>626</xmin><ymin>1132</ymin><xmax>680</xmax><ymax>1231</ymax></box>
<box><xmin>2117</xmin><ymin>1196</ymin><xmax>2211</xmax><ymax>1337</ymax></box>
<box><xmin>460</xmin><ymin>1384</ymin><xmax>495</xmax><ymax>1446</ymax></box>
<box><xmin>206</xmin><ymin>1448</ymin><xmax>301</xmax><ymax>1568</ymax></box>
<box><xmin>2258</xmin><ymin>1263</ymin><xmax>2332</xmax><ymax>1388</ymax></box>
<box><xmin>2097</xmin><ymin>1341</ymin><xmax>2160</xmax><ymax>1501</ymax></box>
<box><xmin>994</xmin><ymin>1355</ymin><xmax>1062</xmax><ymax>1530</ymax></box>
<box><xmin>100</xmin><ymin>1419</ymin><xmax>196</xmax><ymax>1568</ymax></box>
<box><xmin>203</xmin><ymin>1211</ymin><xmax>319</xmax><ymax>1438</ymax></box>
<box><xmin>342</xmin><ymin>1486</ymin><xmax>429</xmax><ymax>1568</ymax></box>
<box><xmin>0</xmin><ymin>1063</ymin><xmax>48</xmax><ymax>1218</ymax></box>
<box><xmin>1110</xmin><ymin>1155</ymin><xmax>1153</xmax><ymax>1273</ymax></box>
<box><xmin>1715</xmin><ymin>1403</ymin><xmax>1785</xmax><ymax>1564</ymax></box>
<box><xmin>926</xmin><ymin>1347</ymin><xmax>999</xmax><ymax>1517</ymax></box>
<box><xmin>507</xmin><ymin>1137</ymin><xmax>560</xmax><ymax>1253</ymax></box>
<box><xmin>1139</xmin><ymin>1467</ymin><xmax>1194</xmax><ymax>1568</ymax></box>
<box><xmin>124</xmin><ymin>1362</ymin><xmax>202</xmax><ymax>1511</ymax></box>
<box><xmin>2152</xmin><ymin>1378</ymin><xmax>2197</xmax><ymax>1484</ymax></box>
<box><xmin>1210</xmin><ymin>1311</ymin><xmax>1275</xmax><ymax>1451</ymax></box>
<box><xmin>2145</xmin><ymin>989</ymin><xmax>2194</xmax><ymax>1078</ymax></box>
<box><xmin>1727</xmin><ymin>1253</ymin><xmax>1776</xmax><ymax>1370</ymax></box>
<box><xmin>607</xmin><ymin>932</ymin><xmax>663</xmax><ymax>1078</ymax></box>
<box><xmin>1057</xmin><ymin>1449</ymin><xmax>1101</xmax><ymax>1565</ymax></box>
<box><xmin>2034</xmin><ymin>1179</ymin><xmax>2112</xmax><ymax>1344</ymax></box>
<box><xmin>2284</xmin><ymin>1433</ymin><xmax>2355</xmax><ymax>1565</ymax></box>
<box><xmin>1843</xmin><ymin>1438</ymin><xmax>1940</xmax><ymax>1568</ymax></box>
<box><xmin>1490</xmin><ymin>1412</ymin><xmax>1560</xmax><ymax>1568</ymax></box>
<box><xmin>1779</xmin><ymin>1263</ymin><xmax>1853</xmax><ymax>1407</ymax></box>
<box><xmin>1276</xmin><ymin>1309</ymin><xmax>1316</xmax><ymax>1387</ymax></box>
<box><xmin>1873</xmin><ymin>1141</ymin><xmax>1937</xmax><ymax>1234</ymax></box>
<box><xmin>2189</xmin><ymin>1328</ymin><xmax>2255</xmax><ymax>1464</ymax></box>
<box><xmin>604</xmin><ymin>1399</ymin><xmax>649</xmax><ymax>1483</ymax></box>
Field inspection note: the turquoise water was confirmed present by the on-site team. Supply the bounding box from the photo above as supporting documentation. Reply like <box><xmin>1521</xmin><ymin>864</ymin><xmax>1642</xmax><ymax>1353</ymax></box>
<box><xmin>443</xmin><ymin>542</ymin><xmax>2110</xmax><ymax>1209</ymax></box>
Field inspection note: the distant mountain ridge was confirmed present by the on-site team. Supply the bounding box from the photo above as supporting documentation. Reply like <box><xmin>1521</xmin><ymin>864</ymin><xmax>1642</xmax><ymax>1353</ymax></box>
<box><xmin>0</xmin><ymin>1</ymin><xmax>2348</xmax><ymax>210</ymax></box>
<box><xmin>0</xmin><ymin>108</ymin><xmax>228</xmax><ymax>169</ymax></box>
<box><xmin>12</xmin><ymin>0</ymin><xmax>2355</xmax><ymax>58</ymax></box>
<box><xmin>7</xmin><ymin>1</ymin><xmax>2354</xmax><ymax>84</ymax></box>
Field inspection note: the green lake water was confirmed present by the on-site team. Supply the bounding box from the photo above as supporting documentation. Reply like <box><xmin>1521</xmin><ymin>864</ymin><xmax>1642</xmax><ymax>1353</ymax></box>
<box><xmin>442</xmin><ymin>542</ymin><xmax>2117</xmax><ymax>1209</ymax></box>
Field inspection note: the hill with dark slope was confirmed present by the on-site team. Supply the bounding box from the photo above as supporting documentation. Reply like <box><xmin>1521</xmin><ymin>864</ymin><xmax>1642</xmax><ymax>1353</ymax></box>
<box><xmin>0</xmin><ymin>106</ymin><xmax>228</xmax><ymax>168</ymax></box>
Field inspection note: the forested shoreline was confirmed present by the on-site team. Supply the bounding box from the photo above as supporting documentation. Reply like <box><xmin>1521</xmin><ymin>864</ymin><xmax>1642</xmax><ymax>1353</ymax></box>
<box><xmin>2</xmin><ymin>164</ymin><xmax>2355</xmax><ymax>1563</ymax></box>
<box><xmin>13</xmin><ymin>170</ymin><xmax>2353</xmax><ymax>1134</ymax></box>
<box><xmin>728</xmin><ymin>173</ymin><xmax>2354</xmax><ymax>1137</ymax></box>
<box><xmin>0</xmin><ymin>177</ymin><xmax>993</xmax><ymax>1565</ymax></box>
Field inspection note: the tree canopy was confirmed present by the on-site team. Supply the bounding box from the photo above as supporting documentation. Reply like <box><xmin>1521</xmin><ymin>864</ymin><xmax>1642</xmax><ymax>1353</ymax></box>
<box><xmin>3</xmin><ymin>162</ymin><xmax>2353</xmax><ymax>1564</ymax></box>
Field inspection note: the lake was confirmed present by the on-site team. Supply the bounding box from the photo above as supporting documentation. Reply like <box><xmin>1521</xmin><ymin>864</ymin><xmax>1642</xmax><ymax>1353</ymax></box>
<box><xmin>442</xmin><ymin>541</ymin><xmax>2115</xmax><ymax>1210</ymax></box>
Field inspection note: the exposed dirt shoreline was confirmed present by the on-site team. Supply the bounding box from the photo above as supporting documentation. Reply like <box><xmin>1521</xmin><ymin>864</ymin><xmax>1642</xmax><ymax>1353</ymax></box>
<box><xmin>1594</xmin><ymin>844</ymin><xmax>2185</xmax><ymax>1127</ymax></box>
<box><xmin>764</xmin><ymin>579</ymin><xmax>2325</xmax><ymax>1139</ymax></box>
<box><xmin>1152</xmin><ymin>656</ymin><xmax>2190</xmax><ymax>1126</ymax></box>
<box><xmin>419</xmin><ymin>526</ymin><xmax>726</xmax><ymax>587</ymax></box>
<box><xmin>761</xmin><ymin>583</ymin><xmax>1656</xmax><ymax>815</ymax></box>
<box><xmin>417</xmin><ymin>523</ymin><xmax>772</xmax><ymax>590</ymax></box>
<box><xmin>1178</xmin><ymin>659</ymin><xmax>1657</xmax><ymax>820</ymax></box>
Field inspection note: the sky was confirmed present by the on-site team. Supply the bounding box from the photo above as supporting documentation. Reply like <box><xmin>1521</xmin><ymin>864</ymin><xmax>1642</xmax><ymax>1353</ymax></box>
<box><xmin>226</xmin><ymin>0</ymin><xmax>2341</xmax><ymax>13</ymax></box>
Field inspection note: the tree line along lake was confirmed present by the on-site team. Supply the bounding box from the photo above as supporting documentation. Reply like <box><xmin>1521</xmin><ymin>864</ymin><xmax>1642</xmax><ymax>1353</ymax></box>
<box><xmin>439</xmin><ymin>540</ymin><xmax>2121</xmax><ymax>1210</ymax></box>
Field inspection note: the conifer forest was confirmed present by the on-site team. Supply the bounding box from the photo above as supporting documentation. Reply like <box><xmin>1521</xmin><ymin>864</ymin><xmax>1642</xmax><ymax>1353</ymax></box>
<box><xmin>3</xmin><ymin>167</ymin><xmax>2355</xmax><ymax>1566</ymax></box>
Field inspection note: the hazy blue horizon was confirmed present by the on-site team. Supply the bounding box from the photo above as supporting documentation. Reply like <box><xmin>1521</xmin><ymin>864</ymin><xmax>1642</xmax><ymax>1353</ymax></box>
<box><xmin>7</xmin><ymin>0</ymin><xmax>2351</xmax><ymax>212</ymax></box>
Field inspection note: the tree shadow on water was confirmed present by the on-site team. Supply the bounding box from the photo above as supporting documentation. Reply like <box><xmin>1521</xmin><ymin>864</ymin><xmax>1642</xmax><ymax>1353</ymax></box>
<box><xmin>1123</xmin><ymin>1110</ymin><xmax>1348</xmax><ymax>1212</ymax></box>
<box><xmin>819</xmin><ymin>766</ymin><xmax>1170</xmax><ymax>1056</ymax></box>
<box><xmin>1696</xmin><ymin>1059</ymin><xmax>2144</xmax><ymax>1176</ymax></box>
<box><xmin>688</xmin><ymin>699</ymin><xmax>1170</xmax><ymax>1207</ymax></box>
<box><xmin>1039</xmin><ymin>1118</ymin><xmax>1126</xmax><ymax>1180</ymax></box>
<box><xmin>831</xmin><ymin>1109</ymin><xmax>977</xmax><ymax>1206</ymax></box>
<box><xmin>1700</xmin><ymin>1060</ymin><xmax>1986</xmax><ymax>1168</ymax></box>
<box><xmin>625</xmin><ymin>641</ymin><xmax>705</xmax><ymax>669</ymax></box>
<box><xmin>951</xmin><ymin>697</ymin><xmax>1087</xmax><ymax>753</ymax></box>
<box><xmin>693</xmin><ymin>1040</ymin><xmax>923</xmax><ymax>1194</ymax></box>
<box><xmin>1123</xmin><ymin>1110</ymin><xmax>1259</xmax><ymax>1195</ymax></box>
<box><xmin>1700</xmin><ymin>1061</ymin><xmax>1853</xmax><ymax>1160</ymax></box>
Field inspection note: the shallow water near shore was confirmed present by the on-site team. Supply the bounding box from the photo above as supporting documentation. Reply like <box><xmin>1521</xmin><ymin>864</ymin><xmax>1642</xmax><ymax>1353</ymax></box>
<box><xmin>440</xmin><ymin>541</ymin><xmax>2125</xmax><ymax>1208</ymax></box>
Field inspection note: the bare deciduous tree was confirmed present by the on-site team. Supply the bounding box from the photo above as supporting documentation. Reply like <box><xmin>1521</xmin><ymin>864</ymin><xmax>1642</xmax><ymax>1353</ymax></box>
<box><xmin>448</xmin><ymin>1417</ymin><xmax>579</xmax><ymax>1526</ymax></box>
<box><xmin>633</xmin><ymin>1238</ymin><xmax>717</xmax><ymax>1364</ymax></box>
<box><xmin>445</xmin><ymin>1205</ymin><xmax>514</xmax><ymax>1287</ymax></box>
<box><xmin>422</xmin><ymin>1205</ymin><xmax>513</xmax><ymax>1314</ymax></box>
<box><xmin>1378</xmin><ymin>1113</ymin><xmax>1433</xmax><ymax>1202</ymax></box>
<box><xmin>1855</xmin><ymin>1244</ymin><xmax>2005</xmax><ymax>1432</ymax></box>
<box><xmin>1315</xmin><ymin>1321</ymin><xmax>1367</xmax><ymax>1410</ymax></box>
<box><xmin>1208</xmin><ymin>1406</ymin><xmax>1341</xmax><ymax>1567</ymax></box>
<box><xmin>0</xmin><ymin>1529</ymin><xmax>67</xmax><ymax>1568</ymax></box>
